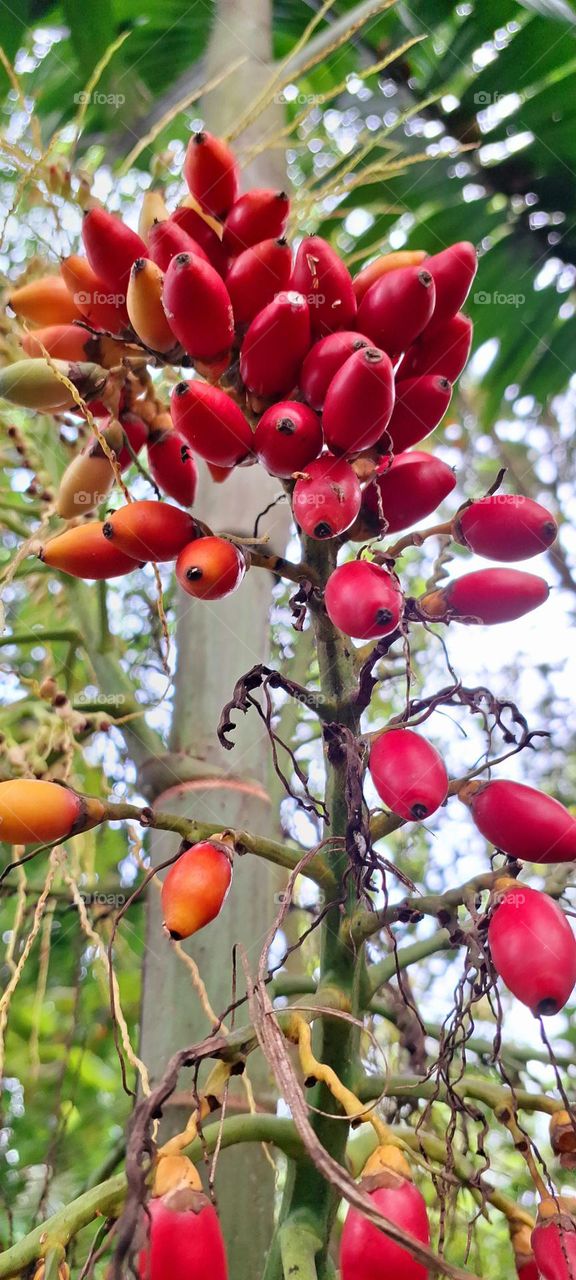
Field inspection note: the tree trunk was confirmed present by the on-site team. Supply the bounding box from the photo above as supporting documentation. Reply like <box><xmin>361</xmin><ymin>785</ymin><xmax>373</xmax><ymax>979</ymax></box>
<box><xmin>139</xmin><ymin>2</ymin><xmax>289</xmax><ymax>1275</ymax></box>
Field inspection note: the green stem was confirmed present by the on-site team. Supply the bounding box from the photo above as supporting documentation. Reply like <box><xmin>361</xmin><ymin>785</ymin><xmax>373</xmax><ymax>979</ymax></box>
<box><xmin>0</xmin><ymin>628</ymin><xmax>83</xmax><ymax>647</ymax></box>
<box><xmin>366</xmin><ymin>929</ymin><xmax>453</xmax><ymax>996</ymax></box>
<box><xmin>279</xmin><ymin>1216</ymin><xmax>322</xmax><ymax>1280</ymax></box>
<box><xmin>356</xmin><ymin>1071</ymin><xmax>560</xmax><ymax>1117</ymax></box>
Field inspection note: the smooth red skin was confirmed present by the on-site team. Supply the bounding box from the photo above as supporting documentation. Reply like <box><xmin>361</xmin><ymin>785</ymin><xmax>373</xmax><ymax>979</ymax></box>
<box><xmin>423</xmin><ymin>241</ymin><xmax>477</xmax><ymax>333</ymax></box>
<box><xmin>489</xmin><ymin>884</ymin><xmax>576</xmax><ymax>1016</ymax></box>
<box><xmin>370</xmin><ymin>729</ymin><xmax>448</xmax><ymax>821</ymax></box>
<box><xmin>387</xmin><ymin>375</ymin><xmax>452</xmax><ymax>451</ymax></box>
<box><xmin>322</xmin><ymin>347</ymin><xmax>395</xmax><ymax>456</ymax></box>
<box><xmin>240</xmin><ymin>291</ymin><xmax>311</xmax><ymax>398</ymax></box>
<box><xmin>363</xmin><ymin>451</ymin><xmax>456</xmax><ymax>534</ymax></box>
<box><xmin>162</xmin><ymin>253</ymin><xmax>234</xmax><ymax>360</ymax></box>
<box><xmin>468</xmin><ymin>779</ymin><xmax>576</xmax><ymax>864</ymax></box>
<box><xmin>455</xmin><ymin>495</ymin><xmax>557</xmax><ymax>562</ymax></box>
<box><xmin>171</xmin><ymin>380</ymin><xmax>254</xmax><ymax>467</ymax></box>
<box><xmin>226</xmin><ymin>239</ymin><xmax>292</xmax><ymax>325</ymax></box>
<box><xmin>118</xmin><ymin>413</ymin><xmax>149</xmax><ymax>470</ymax></box>
<box><xmin>176</xmin><ymin>536</ymin><xmax>245</xmax><ymax>600</ymax></box>
<box><xmin>357</xmin><ymin>267</ymin><xmax>436</xmax><ymax>357</ymax></box>
<box><xmin>138</xmin><ymin>1194</ymin><xmax>228</xmax><ymax>1280</ymax></box>
<box><xmin>291</xmin><ymin>236</ymin><xmax>357</xmax><ymax>337</ymax></box>
<box><xmin>183</xmin><ymin>131</ymin><xmax>239</xmax><ymax>217</ymax></box>
<box><xmin>41</xmin><ymin>522</ymin><xmax>140</xmax><ymax>580</ymax></box>
<box><xmin>223</xmin><ymin>189</ymin><xmax>289</xmax><ymax>256</ymax></box>
<box><xmin>340</xmin><ymin>1179</ymin><xmax>430</xmax><ymax>1280</ymax></box>
<box><xmin>443</xmin><ymin>568</ymin><xmax>549</xmax><ymax>624</ymax></box>
<box><xmin>300</xmin><ymin>331</ymin><xmax>372</xmax><ymax>410</ymax></box>
<box><xmin>324</xmin><ymin>560</ymin><xmax>403</xmax><ymax>639</ymax></box>
<box><xmin>398</xmin><ymin>313</ymin><xmax>473</xmax><ymax>383</ymax></box>
<box><xmin>147</xmin><ymin>431</ymin><xmax>198</xmax><ymax>507</ymax></box>
<box><xmin>171</xmin><ymin>205</ymin><xmax>228</xmax><ymax>276</ymax></box>
<box><xmin>148</xmin><ymin>219</ymin><xmax>209</xmax><ymax>272</ymax></box>
<box><xmin>518</xmin><ymin>1262</ymin><xmax>540</xmax><ymax>1280</ymax></box>
<box><xmin>254</xmin><ymin>401</ymin><xmax>323</xmax><ymax>478</ymax></box>
<box><xmin>82</xmin><ymin>207</ymin><xmax>147</xmax><ymax>291</ymax></box>
<box><xmin>292</xmin><ymin>455</ymin><xmax>361</xmax><ymax>540</ymax></box>
<box><xmin>533</xmin><ymin>1220</ymin><xmax>576</xmax><ymax>1280</ymax></box>
<box><xmin>103</xmin><ymin>501</ymin><xmax>197</xmax><ymax>562</ymax></box>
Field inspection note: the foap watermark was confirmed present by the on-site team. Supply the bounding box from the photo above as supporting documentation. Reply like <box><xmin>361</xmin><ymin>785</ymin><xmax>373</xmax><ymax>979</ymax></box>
<box><xmin>73</xmin><ymin>491</ymin><xmax>111</xmax><ymax>507</ymax></box>
<box><xmin>80</xmin><ymin>891</ymin><xmax>126</xmax><ymax>908</ymax></box>
<box><xmin>73</xmin><ymin>290</ymin><xmax>126</xmax><ymax>309</ymax></box>
<box><xmin>75</xmin><ymin>691</ymin><xmax>127</xmax><ymax>707</ymax></box>
<box><xmin>473</xmin><ymin>91</ymin><xmax>507</xmax><ymax>106</ymax></box>
<box><xmin>474</xmin><ymin>289</ymin><xmax>525</xmax><ymax>309</ymax></box>
<box><xmin>274</xmin><ymin>890</ymin><xmax>326</xmax><ymax>906</ymax></box>
<box><xmin>274</xmin><ymin>90</ymin><xmax>323</xmax><ymax>107</ymax></box>
<box><xmin>74</xmin><ymin>91</ymin><xmax>125</xmax><ymax>108</ymax></box>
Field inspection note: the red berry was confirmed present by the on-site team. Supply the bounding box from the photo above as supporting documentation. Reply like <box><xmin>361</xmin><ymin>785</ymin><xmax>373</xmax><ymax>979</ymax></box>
<box><xmin>532</xmin><ymin>1211</ymin><xmax>576</xmax><ymax>1280</ymax></box>
<box><xmin>161</xmin><ymin>839</ymin><xmax>233</xmax><ymax>939</ymax></box>
<box><xmin>176</xmin><ymin>536</ymin><xmax>246</xmax><ymax>600</ymax></box>
<box><xmin>453</xmin><ymin>494</ymin><xmax>557</xmax><ymax>561</ymax></box>
<box><xmin>291</xmin><ymin>235</ymin><xmax>356</xmax><ymax>337</ymax></box>
<box><xmin>398</xmin><ymin>312</ymin><xmax>473</xmax><ymax>383</ymax></box>
<box><xmin>171</xmin><ymin>380</ymin><xmax>254</xmax><ymax>468</ymax></box>
<box><xmin>362</xmin><ymin>451</ymin><xmax>456</xmax><ymax>535</ymax></box>
<box><xmin>171</xmin><ymin>203</ymin><xmax>228</xmax><ymax>276</ymax></box>
<box><xmin>102</xmin><ymin>500</ymin><xmax>197</xmax><ymax>562</ymax></box>
<box><xmin>226</xmin><ymin>238</ymin><xmax>292</xmax><ymax>326</ymax></box>
<box><xmin>518</xmin><ymin>1262</ymin><xmax>539</xmax><ymax>1280</ymax></box>
<box><xmin>357</xmin><ymin>266</ymin><xmax>436</xmax><ymax>357</ymax></box>
<box><xmin>138</xmin><ymin>1190</ymin><xmax>228</xmax><ymax>1280</ymax></box>
<box><xmin>292</xmin><ymin>455</ymin><xmax>361</xmax><ymax>540</ymax></box>
<box><xmin>324</xmin><ymin>560</ymin><xmax>403</xmax><ymax>639</ymax></box>
<box><xmin>40</xmin><ymin>521</ymin><xmax>141</xmax><ymax>580</ymax></box>
<box><xmin>147</xmin><ymin>428</ymin><xmax>198</xmax><ymax>508</ymax></box>
<box><xmin>340</xmin><ymin>1149</ymin><xmax>430</xmax><ymax>1280</ymax></box>
<box><xmin>488</xmin><ymin>881</ymin><xmax>576</xmax><ymax>1016</ymax></box>
<box><xmin>387</xmin><ymin>375</ymin><xmax>452</xmax><ymax>452</ymax></box>
<box><xmin>300</xmin><ymin>331</ymin><xmax>372</xmax><ymax>411</ymax></box>
<box><xmin>162</xmin><ymin>253</ymin><xmax>234</xmax><ymax>363</ymax></box>
<box><xmin>148</xmin><ymin>218</ymin><xmax>209</xmax><ymax>272</ymax></box>
<box><xmin>223</xmin><ymin>188</ymin><xmax>290</xmax><ymax>256</ymax></box>
<box><xmin>370</xmin><ymin>728</ymin><xmax>448</xmax><ymax>820</ymax></box>
<box><xmin>254</xmin><ymin>401</ymin><xmax>322</xmax><ymax>478</ymax></box>
<box><xmin>420</xmin><ymin>568</ymin><xmax>549</xmax><ymax>625</ymax></box>
<box><xmin>460</xmin><ymin>778</ymin><xmax>576</xmax><ymax>864</ymax></box>
<box><xmin>352</xmin><ymin>249</ymin><xmax>428</xmax><ymax>303</ymax></box>
<box><xmin>240</xmin><ymin>290</ymin><xmax>311</xmax><ymax>399</ymax></box>
<box><xmin>323</xmin><ymin>347</ymin><xmax>395</xmax><ymax>456</ymax></box>
<box><xmin>423</xmin><ymin>241</ymin><xmax>477</xmax><ymax>333</ymax></box>
<box><xmin>183</xmin><ymin>130</ymin><xmax>238</xmax><ymax>217</ymax></box>
<box><xmin>82</xmin><ymin>206</ymin><xmax>147</xmax><ymax>292</ymax></box>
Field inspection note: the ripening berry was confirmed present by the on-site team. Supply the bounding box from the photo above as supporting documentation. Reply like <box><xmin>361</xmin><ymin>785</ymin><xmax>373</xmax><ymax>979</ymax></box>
<box><xmin>299</xmin><ymin>331</ymin><xmax>371</xmax><ymax>411</ymax></box>
<box><xmin>56</xmin><ymin>426</ymin><xmax>121</xmax><ymax>519</ymax></box>
<box><xmin>362</xmin><ymin>451</ymin><xmax>456</xmax><ymax>536</ymax></box>
<box><xmin>176</xmin><ymin>537</ymin><xmax>246</xmax><ymax>600</ymax></box>
<box><xmin>60</xmin><ymin>254</ymin><xmax>130</xmax><ymax>333</ymax></box>
<box><xmin>488</xmin><ymin>879</ymin><xmax>576</xmax><ymax>1016</ymax></box>
<box><xmin>387</xmin><ymin>375</ymin><xmax>452</xmax><ymax>452</ymax></box>
<box><xmin>21</xmin><ymin>324</ymin><xmax>92</xmax><ymax>362</ymax></box>
<box><xmin>170</xmin><ymin>380</ymin><xmax>254</xmax><ymax>467</ymax></box>
<box><xmin>453</xmin><ymin>494</ymin><xmax>557</xmax><ymax>561</ymax></box>
<box><xmin>103</xmin><ymin>501</ymin><xmax>198</xmax><ymax>562</ymax></box>
<box><xmin>183</xmin><ymin>130</ymin><xmax>239</xmax><ymax>217</ymax></box>
<box><xmin>291</xmin><ymin>235</ymin><xmax>356</xmax><ymax>337</ymax></box>
<box><xmin>292</xmin><ymin>455</ymin><xmax>361</xmax><ymax>540</ymax></box>
<box><xmin>459</xmin><ymin>778</ymin><xmax>576</xmax><ymax>864</ymax></box>
<box><xmin>127</xmin><ymin>258</ymin><xmax>177</xmax><ymax>354</ymax></box>
<box><xmin>138</xmin><ymin>1188</ymin><xmax>228</xmax><ymax>1280</ymax></box>
<box><xmin>532</xmin><ymin>1199</ymin><xmax>576</xmax><ymax>1280</ymax></box>
<box><xmin>0</xmin><ymin>779</ymin><xmax>105</xmax><ymax>846</ymax></box>
<box><xmin>223</xmin><ymin>188</ymin><xmax>290</xmax><ymax>256</ymax></box>
<box><xmin>398</xmin><ymin>312</ymin><xmax>473</xmax><ymax>383</ymax></box>
<box><xmin>240</xmin><ymin>290</ymin><xmax>311</xmax><ymax>399</ymax></box>
<box><xmin>423</xmin><ymin>241</ymin><xmax>477</xmax><ymax>332</ymax></box>
<box><xmin>510</xmin><ymin>1223</ymin><xmax>538</xmax><ymax>1280</ymax></box>
<box><xmin>162</xmin><ymin>253</ymin><xmax>234</xmax><ymax>364</ymax></box>
<box><xmin>161</xmin><ymin>839</ymin><xmax>233</xmax><ymax>939</ymax></box>
<box><xmin>82</xmin><ymin>206</ymin><xmax>147</xmax><ymax>291</ymax></box>
<box><xmin>9</xmin><ymin>274</ymin><xmax>82</xmax><ymax>326</ymax></box>
<box><xmin>226</xmin><ymin>238</ymin><xmax>292</xmax><ymax>326</ymax></box>
<box><xmin>340</xmin><ymin>1146</ymin><xmax>430</xmax><ymax>1280</ymax></box>
<box><xmin>352</xmin><ymin>249</ymin><xmax>428</xmax><ymax>303</ymax></box>
<box><xmin>138</xmin><ymin>189</ymin><xmax>169</xmax><ymax>243</ymax></box>
<box><xmin>357</xmin><ymin>266</ymin><xmax>436</xmax><ymax>356</ymax></box>
<box><xmin>0</xmin><ymin>359</ymin><xmax>107</xmax><ymax>412</ymax></box>
<box><xmin>147</xmin><ymin>428</ymin><xmax>197</xmax><ymax>508</ymax></box>
<box><xmin>254</xmin><ymin>401</ymin><xmax>323</xmax><ymax>478</ymax></box>
<box><xmin>370</xmin><ymin>729</ymin><xmax>448</xmax><ymax>820</ymax></box>
<box><xmin>40</xmin><ymin>521</ymin><xmax>142</xmax><ymax>580</ymax></box>
<box><xmin>117</xmin><ymin>413</ymin><xmax>149</xmax><ymax>469</ymax></box>
<box><xmin>322</xmin><ymin>346</ymin><xmax>395</xmax><ymax>455</ymax></box>
<box><xmin>324</xmin><ymin>560</ymin><xmax>403</xmax><ymax>639</ymax></box>
<box><xmin>148</xmin><ymin>218</ymin><xmax>209</xmax><ymax>272</ymax></box>
<box><xmin>171</xmin><ymin>202</ymin><xmax>228</xmax><ymax>276</ymax></box>
<box><xmin>419</xmin><ymin>568</ymin><xmax>549</xmax><ymax>626</ymax></box>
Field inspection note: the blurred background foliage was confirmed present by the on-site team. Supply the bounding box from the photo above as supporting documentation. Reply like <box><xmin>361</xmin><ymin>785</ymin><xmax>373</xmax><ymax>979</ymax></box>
<box><xmin>1</xmin><ymin>1</ymin><xmax>576</xmax><ymax>1275</ymax></box>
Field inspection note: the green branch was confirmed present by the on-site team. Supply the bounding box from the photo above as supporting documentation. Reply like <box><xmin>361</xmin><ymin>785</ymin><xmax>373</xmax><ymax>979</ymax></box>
<box><xmin>279</xmin><ymin>1216</ymin><xmax>322</xmax><ymax>1280</ymax></box>
<box><xmin>348</xmin><ymin>871</ymin><xmax>500</xmax><ymax>944</ymax></box>
<box><xmin>356</xmin><ymin>1071</ymin><xmax>561</xmax><ymax>1118</ymax></box>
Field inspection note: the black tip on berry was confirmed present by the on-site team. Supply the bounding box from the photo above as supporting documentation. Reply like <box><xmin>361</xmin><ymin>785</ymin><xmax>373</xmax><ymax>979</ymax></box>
<box><xmin>314</xmin><ymin>522</ymin><xmax>333</xmax><ymax>539</ymax></box>
<box><xmin>193</xmin><ymin>131</ymin><xmax>206</xmax><ymax>145</ymax></box>
<box><xmin>353</xmin><ymin>338</ymin><xmax>369</xmax><ymax>350</ymax></box>
<box><xmin>365</xmin><ymin>347</ymin><xmax>383</xmax><ymax>363</ymax></box>
<box><xmin>186</xmin><ymin>566</ymin><xmax>203</xmax><ymax>580</ymax></box>
<box><xmin>438</xmin><ymin>376</ymin><xmax>451</xmax><ymax>390</ymax></box>
<box><xmin>536</xmin><ymin>998</ymin><xmax>558</xmax><ymax>1017</ymax></box>
<box><xmin>375</xmin><ymin>608</ymin><xmax>393</xmax><ymax>625</ymax></box>
<box><xmin>418</xmin><ymin>269</ymin><xmax>434</xmax><ymax>287</ymax></box>
<box><xmin>102</xmin><ymin>521</ymin><xmax>113</xmax><ymax>540</ymax></box>
<box><xmin>276</xmin><ymin>237</ymin><xmax>288</xmax><ymax>247</ymax></box>
<box><xmin>168</xmin><ymin>929</ymin><xmax>183</xmax><ymax>941</ymax></box>
<box><xmin>277</xmin><ymin>190</ymin><xmax>288</xmax><ymax>201</ymax></box>
<box><xmin>132</xmin><ymin>258</ymin><xmax>146</xmax><ymax>276</ymax></box>
<box><xmin>543</xmin><ymin>521</ymin><xmax>557</xmax><ymax>539</ymax></box>
<box><xmin>174</xmin><ymin>253</ymin><xmax>191</xmax><ymax>267</ymax></box>
<box><xmin>411</xmin><ymin>803</ymin><xmax>429</xmax><ymax>820</ymax></box>
<box><xmin>277</xmin><ymin>417</ymin><xmax>296</xmax><ymax>435</ymax></box>
<box><xmin>174</xmin><ymin>381</ymin><xmax>189</xmax><ymax>397</ymax></box>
